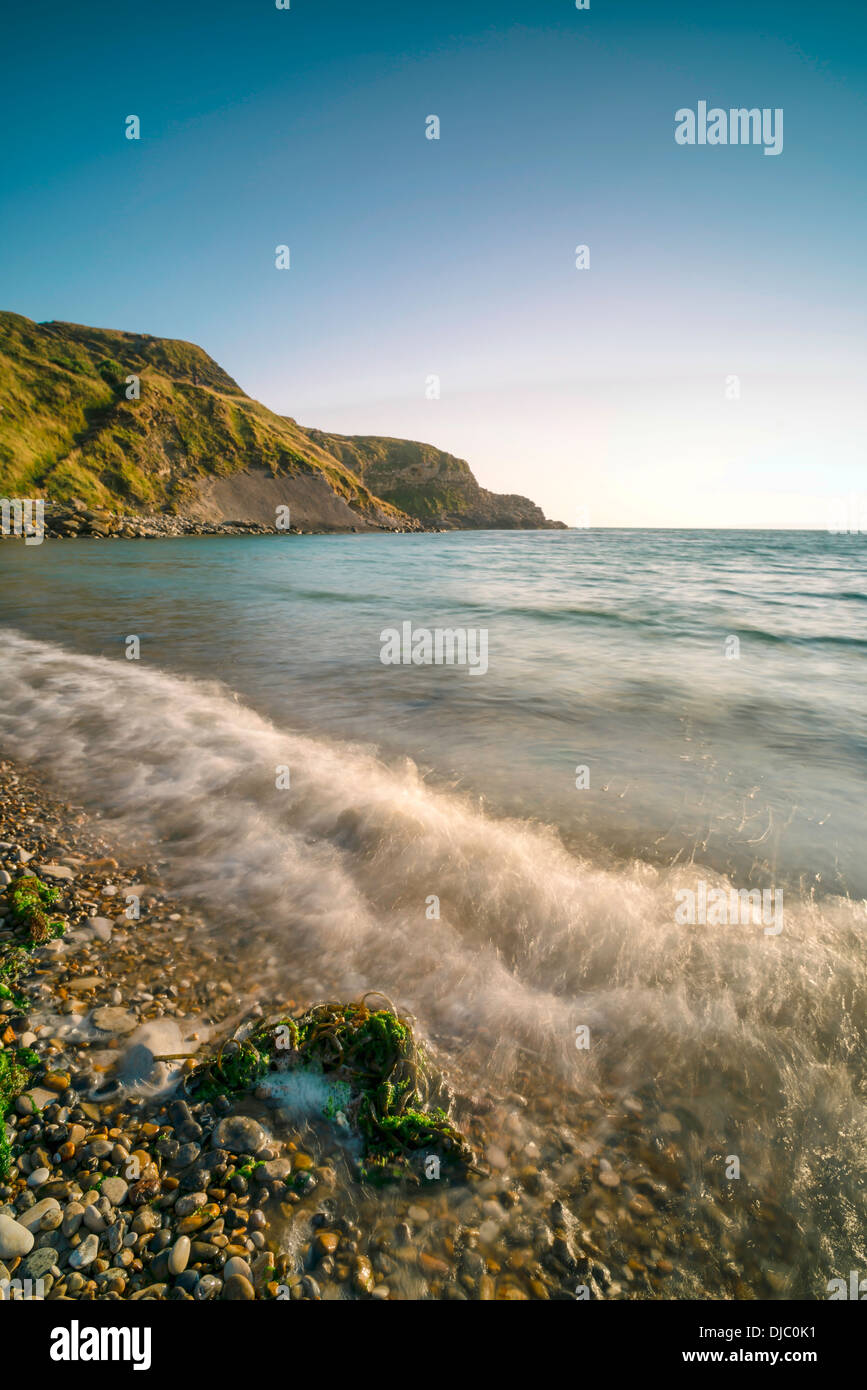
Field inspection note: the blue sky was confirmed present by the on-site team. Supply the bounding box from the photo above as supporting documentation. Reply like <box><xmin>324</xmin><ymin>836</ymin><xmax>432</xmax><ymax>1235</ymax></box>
<box><xmin>1</xmin><ymin>1</ymin><xmax>865</xmax><ymax>526</ymax></box>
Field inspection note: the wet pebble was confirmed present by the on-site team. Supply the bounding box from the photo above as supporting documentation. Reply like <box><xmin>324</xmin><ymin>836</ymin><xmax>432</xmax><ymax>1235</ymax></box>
<box><xmin>168</xmin><ymin>1235</ymin><xmax>191</xmax><ymax>1275</ymax></box>
<box><xmin>221</xmin><ymin>1272</ymin><xmax>255</xmax><ymax>1300</ymax></box>
<box><xmin>212</xmin><ymin>1116</ymin><xmax>268</xmax><ymax>1156</ymax></box>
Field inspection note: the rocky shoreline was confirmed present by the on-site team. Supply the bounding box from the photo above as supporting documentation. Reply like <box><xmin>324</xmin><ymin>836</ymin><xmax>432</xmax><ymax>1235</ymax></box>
<box><xmin>1</xmin><ymin>757</ymin><xmax>809</xmax><ymax>1304</ymax></box>
<box><xmin>0</xmin><ymin>499</ymin><xmax>430</xmax><ymax>541</ymax></box>
<box><xmin>2</xmin><ymin>762</ymin><xmax>485</xmax><ymax>1301</ymax></box>
<box><xmin>0</xmin><ymin>761</ymin><xmax>533</xmax><ymax>1303</ymax></box>
<box><xmin>0</xmin><ymin>762</ymin><xmax>315</xmax><ymax>1300</ymax></box>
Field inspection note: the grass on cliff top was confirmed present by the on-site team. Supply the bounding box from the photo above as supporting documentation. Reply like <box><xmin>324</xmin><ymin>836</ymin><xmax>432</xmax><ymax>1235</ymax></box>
<box><xmin>0</xmin><ymin>312</ymin><xmax>413</xmax><ymax>524</ymax></box>
<box><xmin>185</xmin><ymin>996</ymin><xmax>475</xmax><ymax>1184</ymax></box>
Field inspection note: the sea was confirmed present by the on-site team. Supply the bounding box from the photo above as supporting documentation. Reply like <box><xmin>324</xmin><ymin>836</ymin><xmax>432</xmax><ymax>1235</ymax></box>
<box><xmin>1</xmin><ymin>528</ymin><xmax>865</xmax><ymax>1295</ymax></box>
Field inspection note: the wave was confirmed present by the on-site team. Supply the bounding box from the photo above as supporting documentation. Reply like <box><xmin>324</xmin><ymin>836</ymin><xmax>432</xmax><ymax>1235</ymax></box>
<box><xmin>0</xmin><ymin>626</ymin><xmax>865</xmax><ymax>1249</ymax></box>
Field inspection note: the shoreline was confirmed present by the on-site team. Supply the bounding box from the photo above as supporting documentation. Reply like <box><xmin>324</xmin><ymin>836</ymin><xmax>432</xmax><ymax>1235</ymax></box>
<box><xmin>0</xmin><ymin>759</ymin><xmax>310</xmax><ymax>1300</ymax></box>
<box><xmin>0</xmin><ymin>747</ymin><xmax>839</xmax><ymax>1303</ymax></box>
<box><xmin>0</xmin><ymin>759</ymin><xmax>672</xmax><ymax>1304</ymax></box>
<box><xmin>0</xmin><ymin>760</ymin><xmax>553</xmax><ymax>1303</ymax></box>
<box><xmin>3</xmin><ymin>761</ymin><xmax>493</xmax><ymax>1301</ymax></box>
<box><xmin>0</xmin><ymin>501</ymin><xmax>567</xmax><ymax>543</ymax></box>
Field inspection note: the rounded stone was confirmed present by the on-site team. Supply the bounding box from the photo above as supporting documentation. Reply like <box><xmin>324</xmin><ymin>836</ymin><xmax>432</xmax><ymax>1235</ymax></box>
<box><xmin>17</xmin><ymin>1197</ymin><xmax>61</xmax><ymax>1232</ymax></box>
<box><xmin>101</xmin><ymin>1177</ymin><xmax>129</xmax><ymax>1206</ymax></box>
<box><xmin>223</xmin><ymin>1255</ymin><xmax>252</xmax><ymax>1281</ymax></box>
<box><xmin>62</xmin><ymin>1202</ymin><xmax>86</xmax><ymax>1236</ymax></box>
<box><xmin>168</xmin><ymin>1235</ymin><xmax>191</xmax><ymax>1276</ymax></box>
<box><xmin>193</xmin><ymin>1274</ymin><xmax>221</xmax><ymax>1300</ymax></box>
<box><xmin>0</xmin><ymin>1214</ymin><xmax>35</xmax><ymax>1260</ymax></box>
<box><xmin>68</xmin><ymin>1233</ymin><xmax>100</xmax><ymax>1269</ymax></box>
<box><xmin>91</xmin><ymin>1006</ymin><xmax>138</xmax><ymax>1035</ymax></box>
<box><xmin>221</xmin><ymin>1272</ymin><xmax>255</xmax><ymax>1300</ymax></box>
<box><xmin>23</xmin><ymin>1246</ymin><xmax>56</xmax><ymax>1281</ymax></box>
<box><xmin>212</xmin><ymin>1116</ymin><xmax>268</xmax><ymax>1156</ymax></box>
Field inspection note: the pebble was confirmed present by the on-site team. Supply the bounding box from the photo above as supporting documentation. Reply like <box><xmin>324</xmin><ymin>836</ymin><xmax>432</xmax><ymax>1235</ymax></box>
<box><xmin>314</xmin><ymin>1231</ymin><xmax>339</xmax><ymax>1257</ymax></box>
<box><xmin>175</xmin><ymin>1192</ymin><xmax>208</xmax><ymax>1217</ymax></box>
<box><xmin>260</xmin><ymin>1158</ymin><xmax>292</xmax><ymax>1181</ymax></box>
<box><xmin>223</xmin><ymin>1255</ymin><xmax>252</xmax><ymax>1281</ymax></box>
<box><xmin>101</xmin><ymin>1177</ymin><xmax>129</xmax><ymax>1206</ymax></box>
<box><xmin>83</xmin><ymin>1205</ymin><xmax>107</xmax><ymax>1233</ymax></box>
<box><xmin>221</xmin><ymin>1272</ymin><xmax>255</xmax><ymax>1300</ymax></box>
<box><xmin>212</xmin><ymin>1116</ymin><xmax>268</xmax><ymax>1156</ymax></box>
<box><xmin>131</xmin><ymin>1208</ymin><xmax>161</xmax><ymax>1234</ymax></box>
<box><xmin>0</xmin><ymin>1214</ymin><xmax>35</xmax><ymax>1259</ymax></box>
<box><xmin>91</xmin><ymin>1006</ymin><xmax>138</xmax><ymax>1035</ymax></box>
<box><xmin>16</xmin><ymin>1087</ymin><xmax>54</xmax><ymax>1114</ymax></box>
<box><xmin>27</xmin><ymin>1167</ymin><xmax>50</xmax><ymax>1188</ymax></box>
<box><xmin>168</xmin><ymin>1235</ymin><xmax>191</xmax><ymax>1275</ymax></box>
<box><xmin>42</xmin><ymin>1071</ymin><xmax>71</xmax><ymax>1093</ymax></box>
<box><xmin>352</xmin><ymin>1254</ymin><xmax>375</xmax><ymax>1293</ymax></box>
<box><xmin>18</xmin><ymin>1198</ymin><xmax>61</xmax><ymax>1232</ymax></box>
<box><xmin>68</xmin><ymin>1233</ymin><xmax>100</xmax><ymax>1269</ymax></box>
<box><xmin>168</xmin><ymin>1101</ymin><xmax>202</xmax><ymax>1143</ymax></box>
<box><xmin>23</xmin><ymin>1247</ymin><xmax>56</xmax><ymax>1281</ymax></box>
<box><xmin>87</xmin><ymin>917</ymin><xmax>114</xmax><ymax>941</ymax></box>
<box><xmin>63</xmin><ymin>1203</ymin><xmax>86</xmax><ymax>1236</ymax></box>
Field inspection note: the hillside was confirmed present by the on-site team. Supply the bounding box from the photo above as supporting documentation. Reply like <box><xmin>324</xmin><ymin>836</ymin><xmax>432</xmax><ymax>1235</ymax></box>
<box><xmin>0</xmin><ymin>313</ymin><xmax>564</xmax><ymax>533</ymax></box>
<box><xmin>308</xmin><ymin>431</ymin><xmax>565</xmax><ymax>529</ymax></box>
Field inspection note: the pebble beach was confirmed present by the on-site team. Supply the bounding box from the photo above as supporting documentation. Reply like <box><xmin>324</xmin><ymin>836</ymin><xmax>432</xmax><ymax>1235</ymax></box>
<box><xmin>1</xmin><ymin>753</ymin><xmax>837</xmax><ymax>1303</ymax></box>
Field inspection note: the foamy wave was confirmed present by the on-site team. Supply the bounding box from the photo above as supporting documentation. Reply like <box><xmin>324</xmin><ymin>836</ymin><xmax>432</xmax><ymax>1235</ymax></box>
<box><xmin>0</xmin><ymin>628</ymin><xmax>864</xmax><ymax>1140</ymax></box>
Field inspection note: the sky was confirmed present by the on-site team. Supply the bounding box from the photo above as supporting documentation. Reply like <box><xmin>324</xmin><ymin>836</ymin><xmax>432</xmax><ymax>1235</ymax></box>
<box><xmin>1</xmin><ymin>0</ymin><xmax>865</xmax><ymax>527</ymax></box>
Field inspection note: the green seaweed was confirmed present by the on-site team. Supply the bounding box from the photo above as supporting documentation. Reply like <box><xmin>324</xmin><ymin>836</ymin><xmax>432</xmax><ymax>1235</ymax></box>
<box><xmin>236</xmin><ymin>1159</ymin><xmax>265</xmax><ymax>1180</ymax></box>
<box><xmin>6</xmin><ymin>875</ymin><xmax>65</xmax><ymax>944</ymax></box>
<box><xmin>0</xmin><ymin>876</ymin><xmax>66</xmax><ymax>1010</ymax></box>
<box><xmin>0</xmin><ymin>1046</ymin><xmax>40</xmax><ymax>1178</ymax></box>
<box><xmin>185</xmin><ymin>996</ymin><xmax>475</xmax><ymax>1183</ymax></box>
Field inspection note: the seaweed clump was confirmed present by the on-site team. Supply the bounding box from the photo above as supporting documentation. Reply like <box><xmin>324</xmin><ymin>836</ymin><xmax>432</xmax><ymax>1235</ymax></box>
<box><xmin>6</xmin><ymin>876</ymin><xmax>65</xmax><ymax>944</ymax></box>
<box><xmin>186</xmin><ymin>996</ymin><xmax>475</xmax><ymax>1183</ymax></box>
<box><xmin>0</xmin><ymin>1046</ymin><xmax>40</xmax><ymax>1178</ymax></box>
<box><xmin>0</xmin><ymin>876</ymin><xmax>66</xmax><ymax>1007</ymax></box>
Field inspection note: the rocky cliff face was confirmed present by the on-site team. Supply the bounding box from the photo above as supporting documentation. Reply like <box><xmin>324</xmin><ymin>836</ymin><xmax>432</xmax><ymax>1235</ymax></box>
<box><xmin>309</xmin><ymin>431</ymin><xmax>566</xmax><ymax>529</ymax></box>
<box><xmin>0</xmin><ymin>313</ymin><xmax>564</xmax><ymax>533</ymax></box>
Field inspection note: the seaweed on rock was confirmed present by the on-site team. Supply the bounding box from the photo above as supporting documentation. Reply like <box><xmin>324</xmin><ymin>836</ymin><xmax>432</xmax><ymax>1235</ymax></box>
<box><xmin>185</xmin><ymin>995</ymin><xmax>475</xmax><ymax>1183</ymax></box>
<box><xmin>6</xmin><ymin>875</ymin><xmax>65</xmax><ymax>945</ymax></box>
<box><xmin>0</xmin><ymin>875</ymin><xmax>66</xmax><ymax>1007</ymax></box>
